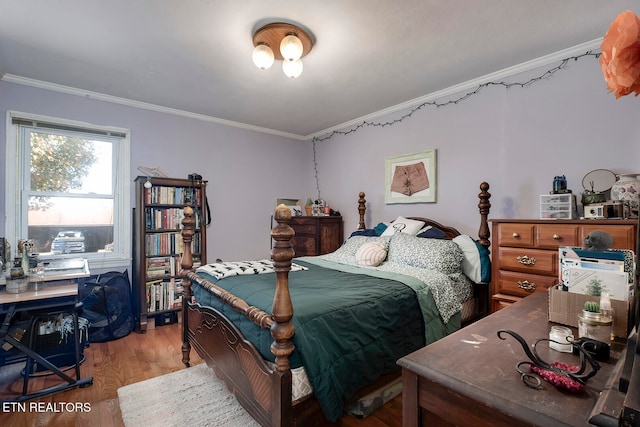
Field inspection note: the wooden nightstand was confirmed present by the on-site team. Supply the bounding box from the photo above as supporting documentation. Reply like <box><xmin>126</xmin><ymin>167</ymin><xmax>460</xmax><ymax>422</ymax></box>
<box><xmin>288</xmin><ymin>216</ymin><xmax>343</xmax><ymax>256</ymax></box>
<box><xmin>490</xmin><ymin>219</ymin><xmax>637</xmax><ymax>312</ymax></box>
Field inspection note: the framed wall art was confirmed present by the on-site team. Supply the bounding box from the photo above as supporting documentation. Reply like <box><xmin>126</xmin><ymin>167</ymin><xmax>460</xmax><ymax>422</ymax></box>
<box><xmin>385</xmin><ymin>149</ymin><xmax>437</xmax><ymax>204</ymax></box>
<box><xmin>276</xmin><ymin>198</ymin><xmax>302</xmax><ymax>216</ymax></box>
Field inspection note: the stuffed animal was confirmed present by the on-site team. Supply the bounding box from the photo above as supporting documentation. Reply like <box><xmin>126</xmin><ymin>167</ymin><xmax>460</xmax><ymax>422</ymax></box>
<box><xmin>583</xmin><ymin>230</ymin><xmax>613</xmax><ymax>251</ymax></box>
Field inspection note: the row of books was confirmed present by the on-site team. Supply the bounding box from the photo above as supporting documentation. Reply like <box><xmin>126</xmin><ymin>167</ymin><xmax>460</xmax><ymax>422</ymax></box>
<box><xmin>144</xmin><ymin>232</ymin><xmax>201</xmax><ymax>257</ymax></box>
<box><xmin>146</xmin><ymin>278</ymin><xmax>184</xmax><ymax>312</ymax></box>
<box><xmin>145</xmin><ymin>207</ymin><xmax>189</xmax><ymax>230</ymax></box>
<box><xmin>147</xmin><ymin>256</ymin><xmax>178</xmax><ymax>278</ymax></box>
<box><xmin>146</xmin><ymin>255</ymin><xmax>202</xmax><ymax>278</ymax></box>
<box><xmin>558</xmin><ymin>246</ymin><xmax>634</xmax><ymax>301</ymax></box>
<box><xmin>144</xmin><ymin>186</ymin><xmax>201</xmax><ymax>206</ymax></box>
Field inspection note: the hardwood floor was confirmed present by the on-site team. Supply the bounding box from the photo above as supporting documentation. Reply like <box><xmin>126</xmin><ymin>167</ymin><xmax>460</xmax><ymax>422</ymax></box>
<box><xmin>0</xmin><ymin>322</ymin><xmax>401</xmax><ymax>427</ymax></box>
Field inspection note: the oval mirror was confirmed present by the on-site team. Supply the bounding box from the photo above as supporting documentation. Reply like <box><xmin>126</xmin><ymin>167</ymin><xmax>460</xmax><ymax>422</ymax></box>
<box><xmin>582</xmin><ymin>169</ymin><xmax>617</xmax><ymax>193</ymax></box>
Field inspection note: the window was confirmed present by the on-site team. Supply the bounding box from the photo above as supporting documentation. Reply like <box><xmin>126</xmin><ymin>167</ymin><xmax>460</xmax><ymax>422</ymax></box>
<box><xmin>5</xmin><ymin>112</ymin><xmax>131</xmax><ymax>269</ymax></box>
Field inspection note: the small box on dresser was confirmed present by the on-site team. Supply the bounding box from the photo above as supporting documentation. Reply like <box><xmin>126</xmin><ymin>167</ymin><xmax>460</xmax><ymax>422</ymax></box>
<box><xmin>540</xmin><ymin>194</ymin><xmax>577</xmax><ymax>219</ymax></box>
<box><xmin>490</xmin><ymin>219</ymin><xmax>637</xmax><ymax>312</ymax></box>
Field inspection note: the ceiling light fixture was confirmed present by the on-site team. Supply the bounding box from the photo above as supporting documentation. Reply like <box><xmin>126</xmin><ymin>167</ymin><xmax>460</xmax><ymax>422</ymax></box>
<box><xmin>252</xmin><ymin>22</ymin><xmax>313</xmax><ymax>78</ymax></box>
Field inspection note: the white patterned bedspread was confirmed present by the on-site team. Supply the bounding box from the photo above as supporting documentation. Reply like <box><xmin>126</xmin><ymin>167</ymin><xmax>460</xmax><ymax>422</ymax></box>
<box><xmin>197</xmin><ymin>259</ymin><xmax>308</xmax><ymax>280</ymax></box>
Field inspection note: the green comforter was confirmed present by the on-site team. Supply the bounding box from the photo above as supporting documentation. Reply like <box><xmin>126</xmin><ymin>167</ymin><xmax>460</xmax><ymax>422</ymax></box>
<box><xmin>192</xmin><ymin>258</ymin><xmax>460</xmax><ymax>422</ymax></box>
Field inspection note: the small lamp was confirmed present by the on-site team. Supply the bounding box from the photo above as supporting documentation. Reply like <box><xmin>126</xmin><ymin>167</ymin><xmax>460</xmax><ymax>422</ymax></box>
<box><xmin>280</xmin><ymin>34</ymin><xmax>303</xmax><ymax>61</ymax></box>
<box><xmin>252</xmin><ymin>43</ymin><xmax>275</xmax><ymax>70</ymax></box>
<box><xmin>282</xmin><ymin>59</ymin><xmax>303</xmax><ymax>78</ymax></box>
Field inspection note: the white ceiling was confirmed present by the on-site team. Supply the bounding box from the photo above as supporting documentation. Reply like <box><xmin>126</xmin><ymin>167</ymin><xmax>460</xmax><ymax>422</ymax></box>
<box><xmin>1</xmin><ymin>1</ymin><xmax>638</xmax><ymax>139</ymax></box>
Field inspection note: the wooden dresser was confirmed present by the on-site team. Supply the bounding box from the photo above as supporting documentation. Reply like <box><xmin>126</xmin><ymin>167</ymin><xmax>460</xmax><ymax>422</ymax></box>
<box><xmin>289</xmin><ymin>216</ymin><xmax>344</xmax><ymax>256</ymax></box>
<box><xmin>491</xmin><ymin>219</ymin><xmax>638</xmax><ymax>312</ymax></box>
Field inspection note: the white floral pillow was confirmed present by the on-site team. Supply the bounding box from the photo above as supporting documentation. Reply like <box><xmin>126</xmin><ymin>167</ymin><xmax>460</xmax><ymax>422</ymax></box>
<box><xmin>387</xmin><ymin>232</ymin><xmax>463</xmax><ymax>274</ymax></box>
<box><xmin>321</xmin><ymin>235</ymin><xmax>391</xmax><ymax>265</ymax></box>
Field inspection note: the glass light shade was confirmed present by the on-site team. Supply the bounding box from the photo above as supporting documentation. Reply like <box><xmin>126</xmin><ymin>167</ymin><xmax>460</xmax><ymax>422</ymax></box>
<box><xmin>280</xmin><ymin>34</ymin><xmax>303</xmax><ymax>61</ymax></box>
<box><xmin>282</xmin><ymin>59</ymin><xmax>303</xmax><ymax>78</ymax></box>
<box><xmin>252</xmin><ymin>44</ymin><xmax>274</xmax><ymax>70</ymax></box>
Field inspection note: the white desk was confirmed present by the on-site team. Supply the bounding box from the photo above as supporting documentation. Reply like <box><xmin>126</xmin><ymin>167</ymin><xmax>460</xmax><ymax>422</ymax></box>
<box><xmin>0</xmin><ymin>259</ymin><xmax>93</xmax><ymax>402</ymax></box>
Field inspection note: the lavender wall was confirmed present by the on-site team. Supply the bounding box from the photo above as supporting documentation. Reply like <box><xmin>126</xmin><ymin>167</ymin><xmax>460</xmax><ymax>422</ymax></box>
<box><xmin>0</xmin><ymin>81</ymin><xmax>307</xmax><ymax>262</ymax></box>
<box><xmin>307</xmin><ymin>55</ymin><xmax>640</xmax><ymax>239</ymax></box>
<box><xmin>2</xmin><ymin>52</ymin><xmax>640</xmax><ymax>267</ymax></box>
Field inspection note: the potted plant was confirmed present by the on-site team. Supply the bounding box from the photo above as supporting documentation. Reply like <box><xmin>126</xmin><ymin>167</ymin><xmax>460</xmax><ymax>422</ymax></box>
<box><xmin>305</xmin><ymin>198</ymin><xmax>313</xmax><ymax>216</ymax></box>
<box><xmin>582</xmin><ymin>301</ymin><xmax>600</xmax><ymax>319</ymax></box>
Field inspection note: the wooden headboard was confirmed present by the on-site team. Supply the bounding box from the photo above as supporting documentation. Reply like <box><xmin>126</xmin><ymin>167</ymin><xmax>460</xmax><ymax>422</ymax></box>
<box><xmin>357</xmin><ymin>181</ymin><xmax>491</xmax><ymax>250</ymax></box>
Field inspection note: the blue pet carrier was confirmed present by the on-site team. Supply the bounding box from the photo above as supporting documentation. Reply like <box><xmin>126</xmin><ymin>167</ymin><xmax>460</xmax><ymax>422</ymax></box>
<box><xmin>79</xmin><ymin>270</ymin><xmax>133</xmax><ymax>342</ymax></box>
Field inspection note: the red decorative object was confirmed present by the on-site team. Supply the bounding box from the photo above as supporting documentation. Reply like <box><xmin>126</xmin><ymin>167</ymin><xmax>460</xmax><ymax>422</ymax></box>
<box><xmin>600</xmin><ymin>10</ymin><xmax>640</xmax><ymax>98</ymax></box>
<box><xmin>530</xmin><ymin>362</ymin><xmax>584</xmax><ymax>392</ymax></box>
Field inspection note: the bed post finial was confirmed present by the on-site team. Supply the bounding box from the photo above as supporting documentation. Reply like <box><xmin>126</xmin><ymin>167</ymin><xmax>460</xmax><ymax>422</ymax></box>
<box><xmin>270</xmin><ymin>204</ymin><xmax>295</xmax><ymax>372</ymax></box>
<box><xmin>358</xmin><ymin>192</ymin><xmax>366</xmax><ymax>230</ymax></box>
<box><xmin>477</xmin><ymin>182</ymin><xmax>491</xmax><ymax>250</ymax></box>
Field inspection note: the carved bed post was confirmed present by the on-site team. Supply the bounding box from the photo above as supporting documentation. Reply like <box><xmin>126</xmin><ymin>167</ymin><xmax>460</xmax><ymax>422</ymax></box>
<box><xmin>180</xmin><ymin>205</ymin><xmax>195</xmax><ymax>367</ymax></box>
<box><xmin>358</xmin><ymin>192</ymin><xmax>366</xmax><ymax>230</ymax></box>
<box><xmin>476</xmin><ymin>182</ymin><xmax>492</xmax><ymax>319</ymax></box>
<box><xmin>270</xmin><ymin>204</ymin><xmax>296</xmax><ymax>372</ymax></box>
<box><xmin>477</xmin><ymin>182</ymin><xmax>491</xmax><ymax>250</ymax></box>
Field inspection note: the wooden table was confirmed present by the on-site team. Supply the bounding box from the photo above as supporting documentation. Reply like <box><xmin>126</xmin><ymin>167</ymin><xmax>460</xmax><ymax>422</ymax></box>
<box><xmin>398</xmin><ymin>292</ymin><xmax>627</xmax><ymax>427</ymax></box>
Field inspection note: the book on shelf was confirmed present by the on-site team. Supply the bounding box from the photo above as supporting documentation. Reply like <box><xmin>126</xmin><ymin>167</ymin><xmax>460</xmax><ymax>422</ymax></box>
<box><xmin>144</xmin><ymin>185</ymin><xmax>202</xmax><ymax>206</ymax></box>
<box><xmin>144</xmin><ymin>232</ymin><xmax>200</xmax><ymax>257</ymax></box>
<box><xmin>146</xmin><ymin>278</ymin><xmax>184</xmax><ymax>312</ymax></box>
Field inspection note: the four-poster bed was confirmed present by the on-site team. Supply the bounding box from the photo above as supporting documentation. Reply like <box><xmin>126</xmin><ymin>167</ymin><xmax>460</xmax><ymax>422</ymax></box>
<box><xmin>179</xmin><ymin>182</ymin><xmax>492</xmax><ymax>426</ymax></box>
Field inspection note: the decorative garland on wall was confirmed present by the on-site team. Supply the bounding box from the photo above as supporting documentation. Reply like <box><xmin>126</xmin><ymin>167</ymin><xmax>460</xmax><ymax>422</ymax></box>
<box><xmin>311</xmin><ymin>50</ymin><xmax>601</xmax><ymax>199</ymax></box>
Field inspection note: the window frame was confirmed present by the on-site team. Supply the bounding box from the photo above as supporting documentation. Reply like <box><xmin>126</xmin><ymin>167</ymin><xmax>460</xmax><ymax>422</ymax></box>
<box><xmin>5</xmin><ymin>111</ymin><xmax>131</xmax><ymax>270</ymax></box>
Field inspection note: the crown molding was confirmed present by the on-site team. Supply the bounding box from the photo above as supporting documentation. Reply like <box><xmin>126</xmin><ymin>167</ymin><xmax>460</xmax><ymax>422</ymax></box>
<box><xmin>306</xmin><ymin>38</ymin><xmax>603</xmax><ymax>141</ymax></box>
<box><xmin>2</xmin><ymin>38</ymin><xmax>602</xmax><ymax>142</ymax></box>
<box><xmin>0</xmin><ymin>74</ymin><xmax>306</xmax><ymax>141</ymax></box>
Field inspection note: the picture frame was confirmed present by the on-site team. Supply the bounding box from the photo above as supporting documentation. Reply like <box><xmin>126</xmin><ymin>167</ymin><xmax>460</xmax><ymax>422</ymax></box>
<box><xmin>276</xmin><ymin>198</ymin><xmax>302</xmax><ymax>216</ymax></box>
<box><xmin>385</xmin><ymin>149</ymin><xmax>437</xmax><ymax>204</ymax></box>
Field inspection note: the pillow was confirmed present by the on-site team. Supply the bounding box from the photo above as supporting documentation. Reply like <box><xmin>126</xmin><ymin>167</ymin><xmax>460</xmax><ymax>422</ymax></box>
<box><xmin>387</xmin><ymin>232</ymin><xmax>463</xmax><ymax>273</ymax></box>
<box><xmin>350</xmin><ymin>228</ymin><xmax>378</xmax><ymax>237</ymax></box>
<box><xmin>355</xmin><ymin>241</ymin><xmax>388</xmax><ymax>267</ymax></box>
<box><xmin>373</xmin><ymin>222</ymin><xmax>388</xmax><ymax>235</ymax></box>
<box><xmin>475</xmin><ymin>241</ymin><xmax>491</xmax><ymax>283</ymax></box>
<box><xmin>380</xmin><ymin>216</ymin><xmax>426</xmax><ymax>236</ymax></box>
<box><xmin>322</xmin><ymin>235</ymin><xmax>391</xmax><ymax>265</ymax></box>
<box><xmin>350</xmin><ymin>222</ymin><xmax>389</xmax><ymax>237</ymax></box>
<box><xmin>416</xmin><ymin>226</ymin><xmax>450</xmax><ymax>239</ymax></box>
<box><xmin>452</xmin><ymin>234</ymin><xmax>491</xmax><ymax>283</ymax></box>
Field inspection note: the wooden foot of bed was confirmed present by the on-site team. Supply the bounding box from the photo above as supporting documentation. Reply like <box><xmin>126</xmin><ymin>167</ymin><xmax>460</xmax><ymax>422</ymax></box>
<box><xmin>181</xmin><ymin>340</ymin><xmax>191</xmax><ymax>367</ymax></box>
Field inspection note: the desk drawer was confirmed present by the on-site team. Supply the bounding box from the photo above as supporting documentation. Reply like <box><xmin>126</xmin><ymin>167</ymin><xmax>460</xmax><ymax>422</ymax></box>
<box><xmin>580</xmin><ymin>224</ymin><xmax>636</xmax><ymax>250</ymax></box>
<box><xmin>536</xmin><ymin>224</ymin><xmax>579</xmax><ymax>249</ymax></box>
<box><xmin>496</xmin><ymin>270</ymin><xmax>558</xmax><ymax>297</ymax></box>
<box><xmin>497</xmin><ymin>223</ymin><xmax>534</xmax><ymax>247</ymax></box>
<box><xmin>497</xmin><ymin>247</ymin><xmax>557</xmax><ymax>276</ymax></box>
<box><xmin>291</xmin><ymin>224</ymin><xmax>317</xmax><ymax>235</ymax></box>
<box><xmin>291</xmin><ymin>236</ymin><xmax>317</xmax><ymax>256</ymax></box>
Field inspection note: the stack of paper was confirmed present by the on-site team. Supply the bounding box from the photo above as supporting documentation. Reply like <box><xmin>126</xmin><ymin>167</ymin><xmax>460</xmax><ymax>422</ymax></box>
<box><xmin>558</xmin><ymin>247</ymin><xmax>632</xmax><ymax>301</ymax></box>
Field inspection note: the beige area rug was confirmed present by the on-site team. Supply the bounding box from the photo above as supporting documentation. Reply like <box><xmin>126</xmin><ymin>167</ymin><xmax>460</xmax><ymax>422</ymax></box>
<box><xmin>117</xmin><ymin>363</ymin><xmax>260</xmax><ymax>427</ymax></box>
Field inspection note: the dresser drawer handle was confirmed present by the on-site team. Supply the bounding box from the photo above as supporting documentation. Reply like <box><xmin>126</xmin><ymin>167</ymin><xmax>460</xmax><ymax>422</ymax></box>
<box><xmin>517</xmin><ymin>280</ymin><xmax>536</xmax><ymax>291</ymax></box>
<box><xmin>553</xmin><ymin>234</ymin><xmax>561</xmax><ymax>240</ymax></box>
<box><xmin>512</xmin><ymin>232</ymin><xmax>520</xmax><ymax>238</ymax></box>
<box><xmin>517</xmin><ymin>255</ymin><xmax>536</xmax><ymax>265</ymax></box>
